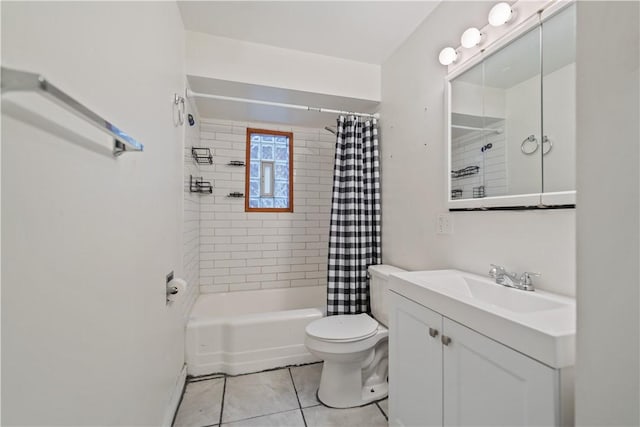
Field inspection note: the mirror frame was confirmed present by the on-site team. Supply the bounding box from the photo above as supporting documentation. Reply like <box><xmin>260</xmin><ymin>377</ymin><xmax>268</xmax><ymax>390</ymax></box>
<box><xmin>445</xmin><ymin>0</ymin><xmax>576</xmax><ymax>210</ymax></box>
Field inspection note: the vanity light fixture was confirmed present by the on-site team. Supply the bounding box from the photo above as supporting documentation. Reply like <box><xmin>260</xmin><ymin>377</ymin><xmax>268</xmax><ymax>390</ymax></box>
<box><xmin>488</xmin><ymin>2</ymin><xmax>513</xmax><ymax>27</ymax></box>
<box><xmin>461</xmin><ymin>27</ymin><xmax>483</xmax><ymax>48</ymax></box>
<box><xmin>438</xmin><ymin>47</ymin><xmax>458</xmax><ymax>65</ymax></box>
<box><xmin>438</xmin><ymin>1</ymin><xmax>511</xmax><ymax>66</ymax></box>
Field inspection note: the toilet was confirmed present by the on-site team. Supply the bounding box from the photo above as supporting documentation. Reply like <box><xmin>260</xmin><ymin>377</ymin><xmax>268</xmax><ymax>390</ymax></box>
<box><xmin>304</xmin><ymin>264</ymin><xmax>405</xmax><ymax>408</ymax></box>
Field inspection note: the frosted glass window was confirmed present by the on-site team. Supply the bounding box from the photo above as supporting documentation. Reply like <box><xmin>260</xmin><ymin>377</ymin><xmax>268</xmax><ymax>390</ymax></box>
<box><xmin>245</xmin><ymin>129</ymin><xmax>293</xmax><ymax>212</ymax></box>
<box><xmin>261</xmin><ymin>161</ymin><xmax>274</xmax><ymax>197</ymax></box>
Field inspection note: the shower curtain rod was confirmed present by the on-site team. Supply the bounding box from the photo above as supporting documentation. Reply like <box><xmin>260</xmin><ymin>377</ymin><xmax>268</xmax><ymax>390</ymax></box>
<box><xmin>186</xmin><ymin>90</ymin><xmax>380</xmax><ymax>119</ymax></box>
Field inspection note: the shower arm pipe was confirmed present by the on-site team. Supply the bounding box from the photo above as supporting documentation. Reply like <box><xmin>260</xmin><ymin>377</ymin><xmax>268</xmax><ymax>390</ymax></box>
<box><xmin>186</xmin><ymin>89</ymin><xmax>380</xmax><ymax>119</ymax></box>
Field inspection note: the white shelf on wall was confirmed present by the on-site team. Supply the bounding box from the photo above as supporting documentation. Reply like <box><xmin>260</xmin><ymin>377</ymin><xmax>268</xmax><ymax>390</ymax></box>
<box><xmin>451</xmin><ymin>113</ymin><xmax>504</xmax><ymax>140</ymax></box>
<box><xmin>452</xmin><ymin>124</ymin><xmax>503</xmax><ymax>133</ymax></box>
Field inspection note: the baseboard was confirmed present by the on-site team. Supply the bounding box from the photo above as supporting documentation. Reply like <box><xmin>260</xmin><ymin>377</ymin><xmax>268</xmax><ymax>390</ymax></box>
<box><xmin>188</xmin><ymin>351</ymin><xmax>320</xmax><ymax>377</ymax></box>
<box><xmin>162</xmin><ymin>364</ymin><xmax>187</xmax><ymax>427</ymax></box>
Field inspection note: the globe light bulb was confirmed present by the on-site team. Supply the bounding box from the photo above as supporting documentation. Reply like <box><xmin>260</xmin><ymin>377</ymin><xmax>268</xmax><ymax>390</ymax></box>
<box><xmin>488</xmin><ymin>2</ymin><xmax>513</xmax><ymax>27</ymax></box>
<box><xmin>438</xmin><ymin>47</ymin><xmax>458</xmax><ymax>66</ymax></box>
<box><xmin>461</xmin><ymin>27</ymin><xmax>483</xmax><ymax>48</ymax></box>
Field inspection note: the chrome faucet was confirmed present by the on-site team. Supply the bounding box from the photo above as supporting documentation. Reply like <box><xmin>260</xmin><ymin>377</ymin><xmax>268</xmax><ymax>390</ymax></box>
<box><xmin>489</xmin><ymin>264</ymin><xmax>540</xmax><ymax>291</ymax></box>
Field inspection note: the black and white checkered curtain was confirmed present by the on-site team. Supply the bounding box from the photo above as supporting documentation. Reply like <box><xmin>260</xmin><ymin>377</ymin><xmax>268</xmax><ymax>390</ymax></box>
<box><xmin>327</xmin><ymin>115</ymin><xmax>381</xmax><ymax>315</ymax></box>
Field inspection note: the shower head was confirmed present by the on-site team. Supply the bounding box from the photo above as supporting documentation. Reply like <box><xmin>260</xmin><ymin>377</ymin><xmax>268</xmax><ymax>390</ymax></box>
<box><xmin>324</xmin><ymin>126</ymin><xmax>336</xmax><ymax>135</ymax></box>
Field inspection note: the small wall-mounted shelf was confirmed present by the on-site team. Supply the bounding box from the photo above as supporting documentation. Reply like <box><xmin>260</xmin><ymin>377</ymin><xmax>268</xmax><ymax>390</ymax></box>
<box><xmin>451</xmin><ymin>166</ymin><xmax>480</xmax><ymax>179</ymax></box>
<box><xmin>192</xmin><ymin>147</ymin><xmax>213</xmax><ymax>165</ymax></box>
<box><xmin>190</xmin><ymin>175</ymin><xmax>212</xmax><ymax>194</ymax></box>
<box><xmin>227</xmin><ymin>160</ymin><xmax>245</xmax><ymax>167</ymax></box>
<box><xmin>227</xmin><ymin>192</ymin><xmax>244</xmax><ymax>198</ymax></box>
<box><xmin>473</xmin><ymin>186</ymin><xmax>485</xmax><ymax>198</ymax></box>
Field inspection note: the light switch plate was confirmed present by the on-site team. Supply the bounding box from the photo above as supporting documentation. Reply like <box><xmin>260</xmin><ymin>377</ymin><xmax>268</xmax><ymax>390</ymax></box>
<box><xmin>437</xmin><ymin>214</ymin><xmax>453</xmax><ymax>234</ymax></box>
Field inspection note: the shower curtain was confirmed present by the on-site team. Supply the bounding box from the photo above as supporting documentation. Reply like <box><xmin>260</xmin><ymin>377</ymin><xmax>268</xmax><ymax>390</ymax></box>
<box><xmin>327</xmin><ymin>115</ymin><xmax>381</xmax><ymax>315</ymax></box>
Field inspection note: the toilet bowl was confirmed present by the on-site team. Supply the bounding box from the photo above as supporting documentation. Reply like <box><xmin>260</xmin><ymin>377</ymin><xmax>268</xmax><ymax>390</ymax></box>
<box><xmin>305</xmin><ymin>313</ymin><xmax>389</xmax><ymax>408</ymax></box>
<box><xmin>304</xmin><ymin>264</ymin><xmax>405</xmax><ymax>408</ymax></box>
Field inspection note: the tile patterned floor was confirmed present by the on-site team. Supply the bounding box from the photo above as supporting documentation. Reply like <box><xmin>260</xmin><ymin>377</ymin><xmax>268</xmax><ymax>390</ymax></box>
<box><xmin>173</xmin><ymin>363</ymin><xmax>388</xmax><ymax>427</ymax></box>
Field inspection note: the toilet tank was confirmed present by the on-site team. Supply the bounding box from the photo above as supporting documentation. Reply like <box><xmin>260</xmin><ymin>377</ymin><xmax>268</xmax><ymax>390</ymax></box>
<box><xmin>368</xmin><ymin>264</ymin><xmax>406</xmax><ymax>327</ymax></box>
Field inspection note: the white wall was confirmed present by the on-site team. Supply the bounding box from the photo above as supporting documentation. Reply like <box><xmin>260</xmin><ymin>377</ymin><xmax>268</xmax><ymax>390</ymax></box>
<box><xmin>1</xmin><ymin>2</ymin><xmax>187</xmax><ymax>425</ymax></box>
<box><xmin>575</xmin><ymin>1</ymin><xmax>639</xmax><ymax>425</ymax></box>
<box><xmin>380</xmin><ymin>0</ymin><xmax>575</xmax><ymax>297</ymax></box>
<box><xmin>196</xmin><ymin>118</ymin><xmax>334</xmax><ymax>294</ymax></box>
<box><xmin>186</xmin><ymin>31</ymin><xmax>381</xmax><ymax>102</ymax></box>
<box><xmin>182</xmin><ymin>94</ymin><xmax>202</xmax><ymax>319</ymax></box>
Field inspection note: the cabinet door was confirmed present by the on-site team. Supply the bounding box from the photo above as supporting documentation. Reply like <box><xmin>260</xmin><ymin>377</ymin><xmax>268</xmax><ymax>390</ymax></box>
<box><xmin>388</xmin><ymin>292</ymin><xmax>443</xmax><ymax>427</ymax></box>
<box><xmin>541</xmin><ymin>3</ymin><xmax>576</xmax><ymax>194</ymax></box>
<box><xmin>443</xmin><ymin>318</ymin><xmax>558</xmax><ymax>426</ymax></box>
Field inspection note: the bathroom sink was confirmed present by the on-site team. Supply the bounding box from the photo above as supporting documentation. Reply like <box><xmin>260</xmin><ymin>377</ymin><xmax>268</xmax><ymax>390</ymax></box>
<box><xmin>388</xmin><ymin>270</ymin><xmax>576</xmax><ymax>368</ymax></box>
<box><xmin>427</xmin><ymin>274</ymin><xmax>565</xmax><ymax>313</ymax></box>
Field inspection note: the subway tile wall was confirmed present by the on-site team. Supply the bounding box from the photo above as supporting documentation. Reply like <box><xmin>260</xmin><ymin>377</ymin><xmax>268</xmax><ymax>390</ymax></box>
<box><xmin>197</xmin><ymin>118</ymin><xmax>336</xmax><ymax>294</ymax></box>
<box><xmin>451</xmin><ymin>121</ymin><xmax>507</xmax><ymax>199</ymax></box>
<box><xmin>182</xmin><ymin>99</ymin><xmax>201</xmax><ymax>317</ymax></box>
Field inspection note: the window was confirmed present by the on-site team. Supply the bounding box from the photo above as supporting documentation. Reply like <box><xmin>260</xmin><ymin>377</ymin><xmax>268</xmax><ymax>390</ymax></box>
<box><xmin>245</xmin><ymin>128</ymin><xmax>293</xmax><ymax>212</ymax></box>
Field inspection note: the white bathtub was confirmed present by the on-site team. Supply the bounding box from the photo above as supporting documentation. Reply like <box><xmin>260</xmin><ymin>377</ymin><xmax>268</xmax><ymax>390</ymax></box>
<box><xmin>186</xmin><ymin>286</ymin><xmax>325</xmax><ymax>376</ymax></box>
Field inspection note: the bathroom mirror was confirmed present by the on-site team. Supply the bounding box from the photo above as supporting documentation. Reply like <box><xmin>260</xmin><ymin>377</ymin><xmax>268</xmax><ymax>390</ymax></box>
<box><xmin>447</xmin><ymin>3</ymin><xmax>576</xmax><ymax>209</ymax></box>
<box><xmin>542</xmin><ymin>4</ymin><xmax>576</xmax><ymax>194</ymax></box>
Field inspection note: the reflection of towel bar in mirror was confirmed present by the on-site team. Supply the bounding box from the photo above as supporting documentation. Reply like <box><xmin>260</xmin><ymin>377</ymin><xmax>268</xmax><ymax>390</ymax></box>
<box><xmin>521</xmin><ymin>135</ymin><xmax>553</xmax><ymax>156</ymax></box>
<box><xmin>1</xmin><ymin>67</ymin><xmax>144</xmax><ymax>157</ymax></box>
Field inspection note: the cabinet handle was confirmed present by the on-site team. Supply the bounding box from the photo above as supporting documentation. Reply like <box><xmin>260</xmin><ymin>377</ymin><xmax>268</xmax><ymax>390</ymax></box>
<box><xmin>441</xmin><ymin>335</ymin><xmax>452</xmax><ymax>346</ymax></box>
<box><xmin>429</xmin><ymin>328</ymin><xmax>439</xmax><ymax>338</ymax></box>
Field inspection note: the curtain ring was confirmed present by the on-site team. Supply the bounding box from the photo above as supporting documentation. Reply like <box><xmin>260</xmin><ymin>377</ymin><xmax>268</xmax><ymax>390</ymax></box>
<box><xmin>521</xmin><ymin>134</ymin><xmax>538</xmax><ymax>155</ymax></box>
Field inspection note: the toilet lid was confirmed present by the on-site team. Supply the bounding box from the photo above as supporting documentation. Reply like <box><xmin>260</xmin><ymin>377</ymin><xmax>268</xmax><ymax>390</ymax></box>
<box><xmin>306</xmin><ymin>314</ymin><xmax>379</xmax><ymax>342</ymax></box>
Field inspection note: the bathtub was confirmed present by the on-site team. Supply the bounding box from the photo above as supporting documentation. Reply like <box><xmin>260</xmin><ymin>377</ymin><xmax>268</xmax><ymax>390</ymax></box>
<box><xmin>186</xmin><ymin>286</ymin><xmax>325</xmax><ymax>376</ymax></box>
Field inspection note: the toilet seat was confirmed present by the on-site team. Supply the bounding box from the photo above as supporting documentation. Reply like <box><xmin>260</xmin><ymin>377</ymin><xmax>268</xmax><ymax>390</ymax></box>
<box><xmin>305</xmin><ymin>314</ymin><xmax>379</xmax><ymax>342</ymax></box>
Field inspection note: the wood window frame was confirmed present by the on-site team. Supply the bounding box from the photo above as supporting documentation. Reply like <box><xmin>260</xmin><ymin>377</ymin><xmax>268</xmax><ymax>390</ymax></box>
<box><xmin>245</xmin><ymin>128</ymin><xmax>294</xmax><ymax>213</ymax></box>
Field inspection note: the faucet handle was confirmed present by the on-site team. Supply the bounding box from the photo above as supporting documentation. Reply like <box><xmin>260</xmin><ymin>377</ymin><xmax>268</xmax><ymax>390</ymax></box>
<box><xmin>489</xmin><ymin>264</ymin><xmax>505</xmax><ymax>278</ymax></box>
<box><xmin>520</xmin><ymin>272</ymin><xmax>541</xmax><ymax>285</ymax></box>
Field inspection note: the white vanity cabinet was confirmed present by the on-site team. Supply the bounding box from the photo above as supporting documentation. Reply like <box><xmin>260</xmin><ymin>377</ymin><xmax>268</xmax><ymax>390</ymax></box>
<box><xmin>388</xmin><ymin>290</ymin><xmax>443</xmax><ymax>427</ymax></box>
<box><xmin>388</xmin><ymin>291</ymin><xmax>567</xmax><ymax>427</ymax></box>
